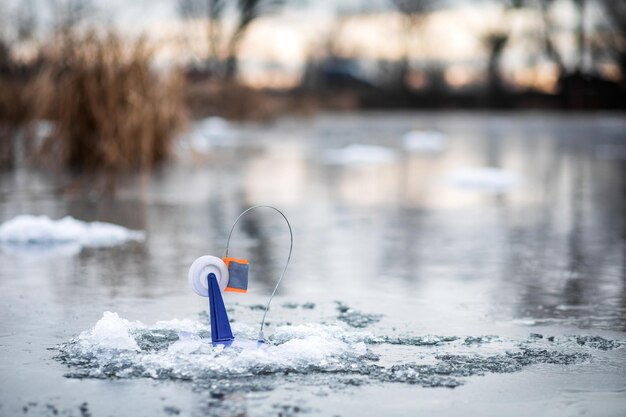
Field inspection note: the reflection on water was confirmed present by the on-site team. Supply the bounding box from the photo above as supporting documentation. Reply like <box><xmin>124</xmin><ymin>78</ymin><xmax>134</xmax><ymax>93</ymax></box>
<box><xmin>0</xmin><ymin>112</ymin><xmax>625</xmax><ymax>416</ymax></box>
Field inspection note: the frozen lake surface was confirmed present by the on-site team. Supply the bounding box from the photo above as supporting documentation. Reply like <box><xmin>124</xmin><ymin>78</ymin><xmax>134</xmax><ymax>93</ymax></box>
<box><xmin>1</xmin><ymin>112</ymin><xmax>625</xmax><ymax>416</ymax></box>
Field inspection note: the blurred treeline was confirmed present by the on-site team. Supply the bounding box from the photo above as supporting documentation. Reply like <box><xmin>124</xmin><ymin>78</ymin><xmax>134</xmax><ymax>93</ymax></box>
<box><xmin>175</xmin><ymin>0</ymin><xmax>626</xmax><ymax>110</ymax></box>
<box><xmin>0</xmin><ymin>0</ymin><xmax>624</xmax><ymax>172</ymax></box>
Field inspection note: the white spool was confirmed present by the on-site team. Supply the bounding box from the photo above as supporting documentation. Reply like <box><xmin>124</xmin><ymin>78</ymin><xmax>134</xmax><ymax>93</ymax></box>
<box><xmin>188</xmin><ymin>255</ymin><xmax>229</xmax><ymax>297</ymax></box>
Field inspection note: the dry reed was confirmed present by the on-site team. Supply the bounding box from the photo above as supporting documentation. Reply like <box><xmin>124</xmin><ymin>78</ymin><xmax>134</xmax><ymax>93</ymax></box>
<box><xmin>0</xmin><ymin>75</ymin><xmax>32</xmax><ymax>169</ymax></box>
<box><xmin>35</xmin><ymin>33</ymin><xmax>186</xmax><ymax>171</ymax></box>
<box><xmin>183</xmin><ymin>79</ymin><xmax>273</xmax><ymax>120</ymax></box>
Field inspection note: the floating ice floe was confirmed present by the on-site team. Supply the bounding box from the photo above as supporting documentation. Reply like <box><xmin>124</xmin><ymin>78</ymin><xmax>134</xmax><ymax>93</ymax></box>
<box><xmin>322</xmin><ymin>144</ymin><xmax>397</xmax><ymax>166</ymax></box>
<box><xmin>402</xmin><ymin>130</ymin><xmax>448</xmax><ymax>154</ymax></box>
<box><xmin>0</xmin><ymin>215</ymin><xmax>145</xmax><ymax>251</ymax></box>
<box><xmin>448</xmin><ymin>167</ymin><xmax>520</xmax><ymax>193</ymax></box>
<box><xmin>188</xmin><ymin>116</ymin><xmax>237</xmax><ymax>152</ymax></box>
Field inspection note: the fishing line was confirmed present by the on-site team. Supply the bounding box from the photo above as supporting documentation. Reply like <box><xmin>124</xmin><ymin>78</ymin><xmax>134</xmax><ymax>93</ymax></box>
<box><xmin>223</xmin><ymin>205</ymin><xmax>293</xmax><ymax>341</ymax></box>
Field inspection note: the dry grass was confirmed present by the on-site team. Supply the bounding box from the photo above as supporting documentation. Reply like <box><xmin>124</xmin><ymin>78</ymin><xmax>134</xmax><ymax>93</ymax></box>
<box><xmin>34</xmin><ymin>33</ymin><xmax>186</xmax><ymax>172</ymax></box>
<box><xmin>0</xmin><ymin>76</ymin><xmax>32</xmax><ymax>169</ymax></box>
<box><xmin>0</xmin><ymin>79</ymin><xmax>30</xmax><ymax>125</ymax></box>
<box><xmin>1</xmin><ymin>31</ymin><xmax>323</xmax><ymax>173</ymax></box>
<box><xmin>183</xmin><ymin>79</ymin><xmax>323</xmax><ymax>121</ymax></box>
<box><xmin>183</xmin><ymin>79</ymin><xmax>275</xmax><ymax>121</ymax></box>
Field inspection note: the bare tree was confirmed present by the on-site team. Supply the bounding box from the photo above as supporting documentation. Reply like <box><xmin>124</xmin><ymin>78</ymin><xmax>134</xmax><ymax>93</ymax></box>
<box><xmin>572</xmin><ymin>0</ymin><xmax>588</xmax><ymax>73</ymax></box>
<box><xmin>480</xmin><ymin>0</ymin><xmax>525</xmax><ymax>96</ymax></box>
<box><xmin>179</xmin><ymin>0</ymin><xmax>283</xmax><ymax>80</ymax></box>
<box><xmin>301</xmin><ymin>3</ymin><xmax>376</xmax><ymax>91</ymax></box>
<box><xmin>224</xmin><ymin>0</ymin><xmax>285</xmax><ymax>80</ymax></box>
<box><xmin>537</xmin><ymin>0</ymin><xmax>566</xmax><ymax>77</ymax></box>
<box><xmin>390</xmin><ymin>0</ymin><xmax>436</xmax><ymax>89</ymax></box>
<box><xmin>482</xmin><ymin>31</ymin><xmax>509</xmax><ymax>93</ymax></box>
<box><xmin>600</xmin><ymin>0</ymin><xmax>626</xmax><ymax>82</ymax></box>
<box><xmin>535</xmin><ymin>0</ymin><xmax>592</xmax><ymax>78</ymax></box>
<box><xmin>16</xmin><ymin>1</ymin><xmax>37</xmax><ymax>42</ymax></box>
<box><xmin>178</xmin><ymin>0</ymin><xmax>226</xmax><ymax>73</ymax></box>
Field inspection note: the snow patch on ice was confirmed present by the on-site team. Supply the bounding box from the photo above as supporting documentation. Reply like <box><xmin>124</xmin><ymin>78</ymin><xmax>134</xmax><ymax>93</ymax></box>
<box><xmin>188</xmin><ymin>117</ymin><xmax>237</xmax><ymax>152</ymax></box>
<box><xmin>448</xmin><ymin>167</ymin><xmax>520</xmax><ymax>193</ymax></box>
<box><xmin>0</xmin><ymin>215</ymin><xmax>145</xmax><ymax>250</ymax></box>
<box><xmin>402</xmin><ymin>130</ymin><xmax>448</xmax><ymax>154</ymax></box>
<box><xmin>322</xmin><ymin>144</ymin><xmax>397</xmax><ymax>166</ymax></box>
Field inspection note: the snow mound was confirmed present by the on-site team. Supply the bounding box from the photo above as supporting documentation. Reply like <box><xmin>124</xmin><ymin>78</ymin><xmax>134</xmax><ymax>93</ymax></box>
<box><xmin>0</xmin><ymin>215</ymin><xmax>145</xmax><ymax>249</ymax></box>
<box><xmin>402</xmin><ymin>130</ymin><xmax>448</xmax><ymax>153</ymax></box>
<box><xmin>322</xmin><ymin>144</ymin><xmax>397</xmax><ymax>166</ymax></box>
<box><xmin>80</xmin><ymin>311</ymin><xmax>143</xmax><ymax>351</ymax></box>
<box><xmin>189</xmin><ymin>117</ymin><xmax>237</xmax><ymax>152</ymax></box>
<box><xmin>448</xmin><ymin>167</ymin><xmax>520</xmax><ymax>193</ymax></box>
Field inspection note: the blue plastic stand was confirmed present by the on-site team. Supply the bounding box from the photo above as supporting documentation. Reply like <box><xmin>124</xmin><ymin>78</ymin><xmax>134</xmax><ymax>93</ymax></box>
<box><xmin>207</xmin><ymin>272</ymin><xmax>234</xmax><ymax>346</ymax></box>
